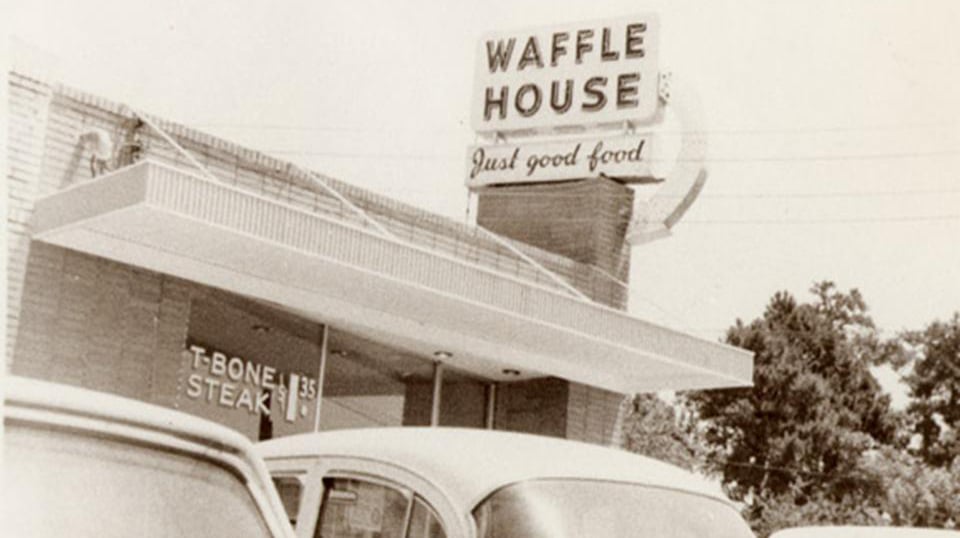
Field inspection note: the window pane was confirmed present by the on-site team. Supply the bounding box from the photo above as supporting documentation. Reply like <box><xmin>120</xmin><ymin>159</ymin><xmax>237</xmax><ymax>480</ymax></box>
<box><xmin>4</xmin><ymin>424</ymin><xmax>274</xmax><ymax>538</ymax></box>
<box><xmin>407</xmin><ymin>497</ymin><xmax>446</xmax><ymax>538</ymax></box>
<box><xmin>273</xmin><ymin>476</ymin><xmax>304</xmax><ymax>525</ymax></box>
<box><xmin>317</xmin><ymin>478</ymin><xmax>409</xmax><ymax>538</ymax></box>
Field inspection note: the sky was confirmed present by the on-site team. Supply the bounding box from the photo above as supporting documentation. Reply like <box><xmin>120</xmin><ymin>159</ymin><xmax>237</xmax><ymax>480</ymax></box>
<box><xmin>6</xmin><ymin>1</ymin><xmax>960</xmax><ymax>402</ymax></box>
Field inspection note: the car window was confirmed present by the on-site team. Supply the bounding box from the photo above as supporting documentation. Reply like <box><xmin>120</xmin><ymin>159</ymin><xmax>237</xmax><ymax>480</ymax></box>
<box><xmin>473</xmin><ymin>479</ymin><xmax>753</xmax><ymax>538</ymax></box>
<box><xmin>273</xmin><ymin>475</ymin><xmax>304</xmax><ymax>525</ymax></box>
<box><xmin>4</xmin><ymin>423</ymin><xmax>275</xmax><ymax>538</ymax></box>
<box><xmin>316</xmin><ymin>477</ymin><xmax>410</xmax><ymax>538</ymax></box>
<box><xmin>407</xmin><ymin>496</ymin><xmax>446</xmax><ymax>538</ymax></box>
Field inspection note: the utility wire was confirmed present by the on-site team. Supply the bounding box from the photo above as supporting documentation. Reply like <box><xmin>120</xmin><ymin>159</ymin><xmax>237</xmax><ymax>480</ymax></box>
<box><xmin>447</xmin><ymin>187</ymin><xmax>960</xmax><ymax>200</ymax></box>
<box><xmin>476</xmin><ymin>214</ymin><xmax>960</xmax><ymax>224</ymax></box>
<box><xmin>683</xmin><ymin>214</ymin><xmax>960</xmax><ymax>224</ymax></box>
<box><xmin>193</xmin><ymin>120</ymin><xmax>958</xmax><ymax>136</ymax></box>
<box><xmin>261</xmin><ymin>147</ymin><xmax>960</xmax><ymax>163</ymax></box>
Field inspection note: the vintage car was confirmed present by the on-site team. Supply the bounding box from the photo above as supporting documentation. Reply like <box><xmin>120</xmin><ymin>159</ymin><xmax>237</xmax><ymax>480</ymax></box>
<box><xmin>256</xmin><ymin>427</ymin><xmax>755</xmax><ymax>538</ymax></box>
<box><xmin>3</xmin><ymin>376</ymin><xmax>296</xmax><ymax>538</ymax></box>
<box><xmin>772</xmin><ymin>527</ymin><xmax>959</xmax><ymax>538</ymax></box>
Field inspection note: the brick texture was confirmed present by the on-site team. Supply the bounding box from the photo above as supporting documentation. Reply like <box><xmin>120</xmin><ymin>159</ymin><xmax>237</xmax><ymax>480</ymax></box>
<box><xmin>11</xmin><ymin>243</ymin><xmax>194</xmax><ymax>405</ymax></box>
<box><xmin>6</xmin><ymin>73</ymin><xmax>629</xmax><ymax>446</ymax></box>
<box><xmin>494</xmin><ymin>378</ymin><xmax>570</xmax><ymax>438</ymax></box>
<box><xmin>6</xmin><ymin>74</ymin><xmax>53</xmax><ymax>367</ymax></box>
<box><xmin>565</xmin><ymin>382</ymin><xmax>626</xmax><ymax>445</ymax></box>
<box><xmin>402</xmin><ymin>379</ymin><xmax>487</xmax><ymax>428</ymax></box>
<box><xmin>476</xmin><ymin>178</ymin><xmax>634</xmax><ymax>308</ymax></box>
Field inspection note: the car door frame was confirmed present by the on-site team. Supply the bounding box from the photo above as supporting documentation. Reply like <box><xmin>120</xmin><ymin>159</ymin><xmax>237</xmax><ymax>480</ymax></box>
<box><xmin>265</xmin><ymin>455</ymin><xmax>471</xmax><ymax>538</ymax></box>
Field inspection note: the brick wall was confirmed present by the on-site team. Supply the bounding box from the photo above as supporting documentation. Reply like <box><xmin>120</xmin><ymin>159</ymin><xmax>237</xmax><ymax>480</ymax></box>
<box><xmin>7</xmin><ymin>73</ymin><xmax>620</xmax><ymax>325</ymax></box>
<box><xmin>7</xmin><ymin>72</ymin><xmax>629</xmax><ymax>446</ymax></box>
<box><xmin>474</xmin><ymin>178</ymin><xmax>633</xmax><ymax>443</ymax></box>
<box><xmin>402</xmin><ymin>379</ymin><xmax>487</xmax><ymax>428</ymax></box>
<box><xmin>402</xmin><ymin>375</ymin><xmax>624</xmax><ymax>445</ymax></box>
<box><xmin>476</xmin><ymin>178</ymin><xmax>633</xmax><ymax>308</ymax></box>
<box><xmin>6</xmin><ymin>74</ymin><xmax>52</xmax><ymax>367</ymax></box>
<box><xmin>7</xmin><ymin>73</ymin><xmax>191</xmax><ymax>403</ymax></box>
<box><xmin>565</xmin><ymin>382</ymin><xmax>626</xmax><ymax>445</ymax></box>
<box><xmin>494</xmin><ymin>378</ymin><xmax>570</xmax><ymax>438</ymax></box>
<box><xmin>11</xmin><ymin>243</ymin><xmax>194</xmax><ymax>407</ymax></box>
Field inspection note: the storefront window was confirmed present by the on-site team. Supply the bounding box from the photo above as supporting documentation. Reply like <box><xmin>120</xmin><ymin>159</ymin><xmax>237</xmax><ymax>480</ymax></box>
<box><xmin>180</xmin><ymin>293</ymin><xmax>490</xmax><ymax>436</ymax></box>
<box><xmin>182</xmin><ymin>295</ymin><xmax>325</xmax><ymax>440</ymax></box>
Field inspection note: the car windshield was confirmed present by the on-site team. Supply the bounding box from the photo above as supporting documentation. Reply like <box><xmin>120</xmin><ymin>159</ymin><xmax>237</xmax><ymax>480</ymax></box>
<box><xmin>473</xmin><ymin>479</ymin><xmax>753</xmax><ymax>538</ymax></box>
<box><xmin>4</xmin><ymin>423</ymin><xmax>275</xmax><ymax>538</ymax></box>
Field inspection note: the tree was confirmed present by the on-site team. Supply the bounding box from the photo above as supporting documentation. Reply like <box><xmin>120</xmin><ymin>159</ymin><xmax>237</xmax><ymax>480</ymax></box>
<box><xmin>618</xmin><ymin>393</ymin><xmax>703</xmax><ymax>471</ymax></box>
<box><xmin>685</xmin><ymin>282</ymin><xmax>902</xmax><ymax>533</ymax></box>
<box><xmin>857</xmin><ymin>446</ymin><xmax>960</xmax><ymax>527</ymax></box>
<box><xmin>901</xmin><ymin>313</ymin><xmax>960</xmax><ymax>468</ymax></box>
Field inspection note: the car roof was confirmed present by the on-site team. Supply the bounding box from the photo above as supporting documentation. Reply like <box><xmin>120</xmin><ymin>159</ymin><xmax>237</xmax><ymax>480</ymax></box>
<box><xmin>5</xmin><ymin>375</ymin><xmax>255</xmax><ymax>449</ymax></box>
<box><xmin>256</xmin><ymin>427</ymin><xmax>730</xmax><ymax>509</ymax></box>
<box><xmin>4</xmin><ymin>375</ymin><xmax>294</xmax><ymax>537</ymax></box>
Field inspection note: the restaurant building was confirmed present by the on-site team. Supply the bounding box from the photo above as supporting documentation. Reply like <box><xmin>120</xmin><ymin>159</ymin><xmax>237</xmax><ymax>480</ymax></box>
<box><xmin>6</xmin><ymin>68</ymin><xmax>752</xmax><ymax>444</ymax></box>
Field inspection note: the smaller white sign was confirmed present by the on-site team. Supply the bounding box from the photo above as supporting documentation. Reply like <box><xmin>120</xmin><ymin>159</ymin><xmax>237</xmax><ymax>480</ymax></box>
<box><xmin>466</xmin><ymin>134</ymin><xmax>658</xmax><ymax>188</ymax></box>
<box><xmin>346</xmin><ymin>483</ymin><xmax>386</xmax><ymax>533</ymax></box>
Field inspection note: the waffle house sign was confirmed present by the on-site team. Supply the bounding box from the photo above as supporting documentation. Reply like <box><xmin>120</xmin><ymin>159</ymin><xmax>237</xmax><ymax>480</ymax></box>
<box><xmin>471</xmin><ymin>15</ymin><xmax>660</xmax><ymax>133</ymax></box>
<box><xmin>467</xmin><ymin>14</ymin><xmax>707</xmax><ymax>244</ymax></box>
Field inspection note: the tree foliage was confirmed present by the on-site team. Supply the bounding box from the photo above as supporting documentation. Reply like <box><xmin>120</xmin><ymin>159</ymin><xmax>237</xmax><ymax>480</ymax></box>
<box><xmin>617</xmin><ymin>284</ymin><xmax>960</xmax><ymax>535</ymax></box>
<box><xmin>618</xmin><ymin>394</ymin><xmax>702</xmax><ymax>471</ymax></box>
<box><xmin>902</xmin><ymin>313</ymin><xmax>960</xmax><ymax>468</ymax></box>
<box><xmin>685</xmin><ymin>282</ymin><xmax>903</xmax><ymax>531</ymax></box>
<box><xmin>858</xmin><ymin>446</ymin><xmax>960</xmax><ymax>527</ymax></box>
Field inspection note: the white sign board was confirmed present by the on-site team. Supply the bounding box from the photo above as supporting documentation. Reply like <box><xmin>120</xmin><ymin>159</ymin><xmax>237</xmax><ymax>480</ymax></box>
<box><xmin>466</xmin><ymin>134</ymin><xmax>658</xmax><ymax>188</ymax></box>
<box><xmin>471</xmin><ymin>15</ymin><xmax>660</xmax><ymax>133</ymax></box>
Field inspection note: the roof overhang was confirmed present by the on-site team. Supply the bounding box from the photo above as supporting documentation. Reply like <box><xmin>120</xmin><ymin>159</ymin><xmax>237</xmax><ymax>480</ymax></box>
<box><xmin>31</xmin><ymin>160</ymin><xmax>752</xmax><ymax>393</ymax></box>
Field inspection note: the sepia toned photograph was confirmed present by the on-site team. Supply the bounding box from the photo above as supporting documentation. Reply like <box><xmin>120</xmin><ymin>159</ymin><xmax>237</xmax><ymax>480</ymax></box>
<box><xmin>3</xmin><ymin>1</ymin><xmax>959</xmax><ymax>537</ymax></box>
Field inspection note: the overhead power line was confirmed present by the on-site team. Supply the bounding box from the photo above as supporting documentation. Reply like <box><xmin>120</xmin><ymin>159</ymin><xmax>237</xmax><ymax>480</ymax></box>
<box><xmin>683</xmin><ymin>214</ymin><xmax>960</xmax><ymax>225</ymax></box>
<box><xmin>193</xmin><ymin>120</ymin><xmax>958</xmax><ymax>136</ymax></box>
<box><xmin>454</xmin><ymin>187</ymin><xmax>960</xmax><ymax>200</ymax></box>
<box><xmin>681</xmin><ymin>187</ymin><xmax>960</xmax><ymax>199</ymax></box>
<box><xmin>479</xmin><ymin>214</ymin><xmax>960</xmax><ymax>224</ymax></box>
<box><xmin>261</xmin><ymin>147</ymin><xmax>960</xmax><ymax>163</ymax></box>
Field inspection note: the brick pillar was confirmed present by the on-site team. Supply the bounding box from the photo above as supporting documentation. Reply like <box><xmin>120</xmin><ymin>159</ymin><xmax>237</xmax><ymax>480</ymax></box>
<box><xmin>402</xmin><ymin>379</ymin><xmax>487</xmax><ymax>428</ymax></box>
<box><xmin>404</xmin><ymin>377</ymin><xmax>569</xmax><ymax>435</ymax></box>
<box><xmin>493</xmin><ymin>378</ymin><xmax>570</xmax><ymax>438</ymax></box>
<box><xmin>565</xmin><ymin>382</ymin><xmax>627</xmax><ymax>445</ymax></box>
<box><xmin>475</xmin><ymin>177</ymin><xmax>633</xmax><ymax>308</ymax></box>
<box><xmin>402</xmin><ymin>377</ymin><xmax>626</xmax><ymax>446</ymax></box>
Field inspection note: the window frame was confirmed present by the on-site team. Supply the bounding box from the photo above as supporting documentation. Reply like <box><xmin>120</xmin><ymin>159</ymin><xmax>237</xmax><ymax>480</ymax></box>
<box><xmin>408</xmin><ymin>494</ymin><xmax>447</xmax><ymax>538</ymax></box>
<box><xmin>315</xmin><ymin>473</ymin><xmax>415</xmax><ymax>538</ymax></box>
<box><xmin>263</xmin><ymin>456</ymin><xmax>464</xmax><ymax>538</ymax></box>
<box><xmin>272</xmin><ymin>473</ymin><xmax>308</xmax><ymax>526</ymax></box>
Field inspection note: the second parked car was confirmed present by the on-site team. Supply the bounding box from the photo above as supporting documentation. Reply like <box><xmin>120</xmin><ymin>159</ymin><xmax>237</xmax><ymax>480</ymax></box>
<box><xmin>256</xmin><ymin>427</ymin><xmax>754</xmax><ymax>538</ymax></box>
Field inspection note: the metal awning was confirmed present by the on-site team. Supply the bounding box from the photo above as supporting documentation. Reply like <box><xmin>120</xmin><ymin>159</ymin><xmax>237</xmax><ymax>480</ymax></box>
<box><xmin>31</xmin><ymin>160</ymin><xmax>752</xmax><ymax>393</ymax></box>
